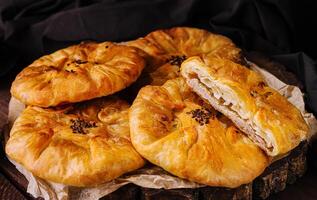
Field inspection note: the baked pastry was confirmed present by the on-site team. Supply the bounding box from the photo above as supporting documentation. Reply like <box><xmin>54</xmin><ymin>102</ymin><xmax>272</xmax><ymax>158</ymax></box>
<box><xmin>126</xmin><ymin>27</ymin><xmax>241</xmax><ymax>85</ymax></box>
<box><xmin>11</xmin><ymin>42</ymin><xmax>145</xmax><ymax>107</ymax></box>
<box><xmin>5</xmin><ymin>97</ymin><xmax>145</xmax><ymax>187</ymax></box>
<box><xmin>129</xmin><ymin>78</ymin><xmax>269</xmax><ymax>188</ymax></box>
<box><xmin>180</xmin><ymin>56</ymin><xmax>309</xmax><ymax>156</ymax></box>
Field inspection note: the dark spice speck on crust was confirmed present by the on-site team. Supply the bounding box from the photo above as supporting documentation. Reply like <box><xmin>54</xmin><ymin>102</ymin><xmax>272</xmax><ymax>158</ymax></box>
<box><xmin>74</xmin><ymin>60</ymin><xmax>88</xmax><ymax>64</ymax></box>
<box><xmin>65</xmin><ymin>69</ymin><xmax>75</xmax><ymax>73</ymax></box>
<box><xmin>166</xmin><ymin>55</ymin><xmax>187</xmax><ymax>66</ymax></box>
<box><xmin>258</xmin><ymin>81</ymin><xmax>266</xmax><ymax>88</ymax></box>
<box><xmin>263</xmin><ymin>91</ymin><xmax>273</xmax><ymax>98</ymax></box>
<box><xmin>250</xmin><ymin>90</ymin><xmax>258</xmax><ymax>97</ymax></box>
<box><xmin>186</xmin><ymin>108</ymin><xmax>214</xmax><ymax>126</ymax></box>
<box><xmin>70</xmin><ymin>119</ymin><xmax>97</xmax><ymax>134</ymax></box>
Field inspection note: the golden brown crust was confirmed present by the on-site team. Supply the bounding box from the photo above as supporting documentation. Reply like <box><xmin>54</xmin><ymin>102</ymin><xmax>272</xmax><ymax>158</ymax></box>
<box><xmin>180</xmin><ymin>56</ymin><xmax>309</xmax><ymax>156</ymax></box>
<box><xmin>126</xmin><ymin>27</ymin><xmax>241</xmax><ymax>85</ymax></box>
<box><xmin>129</xmin><ymin>78</ymin><xmax>269</xmax><ymax>188</ymax></box>
<box><xmin>11</xmin><ymin>42</ymin><xmax>145</xmax><ymax>107</ymax></box>
<box><xmin>5</xmin><ymin>97</ymin><xmax>145</xmax><ymax>187</ymax></box>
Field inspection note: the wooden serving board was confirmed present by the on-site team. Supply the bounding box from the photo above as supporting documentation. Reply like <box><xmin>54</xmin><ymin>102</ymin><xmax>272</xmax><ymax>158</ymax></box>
<box><xmin>0</xmin><ymin>52</ymin><xmax>315</xmax><ymax>200</ymax></box>
<box><xmin>99</xmin><ymin>142</ymin><xmax>308</xmax><ymax>200</ymax></box>
<box><xmin>0</xmin><ymin>134</ymin><xmax>309</xmax><ymax>200</ymax></box>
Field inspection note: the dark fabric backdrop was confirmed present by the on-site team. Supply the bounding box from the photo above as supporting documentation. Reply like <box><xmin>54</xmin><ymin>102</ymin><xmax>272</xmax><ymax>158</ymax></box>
<box><xmin>0</xmin><ymin>0</ymin><xmax>316</xmax><ymax>114</ymax></box>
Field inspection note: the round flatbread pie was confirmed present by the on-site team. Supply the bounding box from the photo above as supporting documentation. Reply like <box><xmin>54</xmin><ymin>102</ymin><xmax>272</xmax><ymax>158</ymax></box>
<box><xmin>129</xmin><ymin>78</ymin><xmax>269</xmax><ymax>188</ymax></box>
<box><xmin>5</xmin><ymin>97</ymin><xmax>145</xmax><ymax>187</ymax></box>
<box><xmin>126</xmin><ymin>27</ymin><xmax>241</xmax><ymax>85</ymax></box>
<box><xmin>11</xmin><ymin>42</ymin><xmax>146</xmax><ymax>107</ymax></box>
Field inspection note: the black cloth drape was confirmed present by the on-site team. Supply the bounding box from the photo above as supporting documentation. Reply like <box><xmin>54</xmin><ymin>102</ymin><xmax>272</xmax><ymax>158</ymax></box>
<box><xmin>0</xmin><ymin>0</ymin><xmax>316</xmax><ymax>114</ymax></box>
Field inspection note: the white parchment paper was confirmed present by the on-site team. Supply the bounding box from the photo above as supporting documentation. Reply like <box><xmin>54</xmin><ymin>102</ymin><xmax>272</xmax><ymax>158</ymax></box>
<box><xmin>4</xmin><ymin>61</ymin><xmax>317</xmax><ymax>200</ymax></box>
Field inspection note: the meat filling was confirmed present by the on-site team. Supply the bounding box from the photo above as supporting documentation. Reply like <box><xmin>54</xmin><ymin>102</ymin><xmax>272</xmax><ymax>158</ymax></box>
<box><xmin>187</xmin><ymin>73</ymin><xmax>273</xmax><ymax>152</ymax></box>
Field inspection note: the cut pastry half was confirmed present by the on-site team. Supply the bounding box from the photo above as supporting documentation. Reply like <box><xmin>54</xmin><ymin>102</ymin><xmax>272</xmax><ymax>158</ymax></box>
<box><xmin>126</xmin><ymin>27</ymin><xmax>241</xmax><ymax>85</ymax></box>
<box><xmin>129</xmin><ymin>78</ymin><xmax>269</xmax><ymax>188</ymax></box>
<box><xmin>180</xmin><ymin>56</ymin><xmax>309</xmax><ymax>156</ymax></box>
<box><xmin>11</xmin><ymin>42</ymin><xmax>145</xmax><ymax>107</ymax></box>
<box><xmin>5</xmin><ymin>97</ymin><xmax>145</xmax><ymax>187</ymax></box>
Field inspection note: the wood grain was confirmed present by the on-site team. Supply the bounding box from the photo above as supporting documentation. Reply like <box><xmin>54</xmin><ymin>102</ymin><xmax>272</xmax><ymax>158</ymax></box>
<box><xmin>0</xmin><ymin>173</ymin><xmax>26</xmax><ymax>200</ymax></box>
<box><xmin>0</xmin><ymin>82</ymin><xmax>36</xmax><ymax>199</ymax></box>
<box><xmin>0</xmin><ymin>87</ymin><xmax>10</xmax><ymax>132</ymax></box>
<box><xmin>0</xmin><ymin>143</ymin><xmax>29</xmax><ymax>194</ymax></box>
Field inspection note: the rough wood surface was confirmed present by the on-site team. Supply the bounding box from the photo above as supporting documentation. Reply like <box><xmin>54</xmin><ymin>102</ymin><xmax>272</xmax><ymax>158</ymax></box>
<box><xmin>101</xmin><ymin>184</ymin><xmax>140</xmax><ymax>200</ymax></box>
<box><xmin>0</xmin><ymin>86</ymin><xmax>10</xmax><ymax>135</ymax></box>
<box><xmin>0</xmin><ymin>143</ymin><xmax>29</xmax><ymax>195</ymax></box>
<box><xmin>253</xmin><ymin>142</ymin><xmax>307</xmax><ymax>199</ymax></box>
<box><xmin>0</xmin><ymin>173</ymin><xmax>26</xmax><ymax>200</ymax></box>
<box><xmin>101</xmin><ymin>142</ymin><xmax>307</xmax><ymax>200</ymax></box>
<box><xmin>0</xmin><ymin>81</ymin><xmax>41</xmax><ymax>200</ymax></box>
